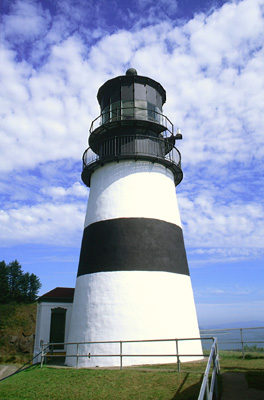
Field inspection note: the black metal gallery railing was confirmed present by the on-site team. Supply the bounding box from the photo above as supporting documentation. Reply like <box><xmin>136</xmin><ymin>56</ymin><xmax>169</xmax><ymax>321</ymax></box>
<box><xmin>83</xmin><ymin>135</ymin><xmax>181</xmax><ymax>169</ymax></box>
<box><xmin>90</xmin><ymin>106</ymin><xmax>174</xmax><ymax>136</ymax></box>
<box><xmin>82</xmin><ymin>135</ymin><xmax>183</xmax><ymax>186</ymax></box>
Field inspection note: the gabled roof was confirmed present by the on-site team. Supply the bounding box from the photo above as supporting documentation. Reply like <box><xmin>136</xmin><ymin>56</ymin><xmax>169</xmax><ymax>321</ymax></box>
<box><xmin>38</xmin><ymin>287</ymin><xmax>74</xmax><ymax>303</ymax></box>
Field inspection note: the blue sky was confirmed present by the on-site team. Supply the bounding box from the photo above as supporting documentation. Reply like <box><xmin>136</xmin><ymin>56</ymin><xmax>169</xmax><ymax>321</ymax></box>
<box><xmin>1</xmin><ymin>0</ymin><xmax>264</xmax><ymax>328</ymax></box>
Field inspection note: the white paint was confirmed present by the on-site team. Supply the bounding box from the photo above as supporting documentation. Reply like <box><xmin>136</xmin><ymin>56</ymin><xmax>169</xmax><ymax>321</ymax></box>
<box><xmin>66</xmin><ymin>271</ymin><xmax>202</xmax><ymax>367</ymax></box>
<box><xmin>67</xmin><ymin>159</ymin><xmax>202</xmax><ymax>367</ymax></box>
<box><xmin>33</xmin><ymin>301</ymin><xmax>73</xmax><ymax>363</ymax></box>
<box><xmin>84</xmin><ymin>161</ymin><xmax>182</xmax><ymax>228</ymax></box>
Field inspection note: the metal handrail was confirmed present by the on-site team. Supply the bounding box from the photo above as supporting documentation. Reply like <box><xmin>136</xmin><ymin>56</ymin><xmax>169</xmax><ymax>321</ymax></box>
<box><xmin>39</xmin><ymin>329</ymin><xmax>263</xmax><ymax>396</ymax></box>
<box><xmin>200</xmin><ymin>326</ymin><xmax>264</xmax><ymax>359</ymax></box>
<box><xmin>90</xmin><ymin>106</ymin><xmax>174</xmax><ymax>136</ymax></box>
<box><xmin>201</xmin><ymin>326</ymin><xmax>264</xmax><ymax>333</ymax></box>
<box><xmin>40</xmin><ymin>337</ymin><xmax>220</xmax><ymax>399</ymax></box>
<box><xmin>40</xmin><ymin>337</ymin><xmax>211</xmax><ymax>370</ymax></box>
<box><xmin>198</xmin><ymin>338</ymin><xmax>220</xmax><ymax>400</ymax></box>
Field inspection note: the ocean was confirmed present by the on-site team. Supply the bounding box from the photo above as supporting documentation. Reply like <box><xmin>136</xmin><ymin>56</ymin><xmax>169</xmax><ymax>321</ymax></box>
<box><xmin>200</xmin><ymin>327</ymin><xmax>264</xmax><ymax>351</ymax></box>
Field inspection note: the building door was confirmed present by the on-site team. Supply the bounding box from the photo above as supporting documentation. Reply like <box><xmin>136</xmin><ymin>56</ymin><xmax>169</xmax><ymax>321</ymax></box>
<box><xmin>49</xmin><ymin>308</ymin><xmax>66</xmax><ymax>350</ymax></box>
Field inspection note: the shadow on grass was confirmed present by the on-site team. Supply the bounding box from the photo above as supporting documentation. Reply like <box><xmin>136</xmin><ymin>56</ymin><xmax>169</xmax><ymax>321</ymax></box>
<box><xmin>222</xmin><ymin>366</ymin><xmax>264</xmax><ymax>372</ymax></box>
<box><xmin>22</xmin><ymin>363</ymin><xmax>40</xmax><ymax>373</ymax></box>
<box><xmin>244</xmin><ymin>354</ymin><xmax>264</xmax><ymax>360</ymax></box>
<box><xmin>245</xmin><ymin>371</ymin><xmax>264</xmax><ymax>391</ymax></box>
<box><xmin>170</xmin><ymin>373</ymin><xmax>203</xmax><ymax>400</ymax></box>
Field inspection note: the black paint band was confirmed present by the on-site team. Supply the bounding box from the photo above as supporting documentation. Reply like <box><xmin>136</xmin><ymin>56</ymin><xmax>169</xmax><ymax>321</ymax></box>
<box><xmin>77</xmin><ymin>218</ymin><xmax>190</xmax><ymax>277</ymax></box>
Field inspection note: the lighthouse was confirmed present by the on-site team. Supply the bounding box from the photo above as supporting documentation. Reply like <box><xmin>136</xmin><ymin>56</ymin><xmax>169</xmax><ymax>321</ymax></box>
<box><xmin>66</xmin><ymin>69</ymin><xmax>202</xmax><ymax>367</ymax></box>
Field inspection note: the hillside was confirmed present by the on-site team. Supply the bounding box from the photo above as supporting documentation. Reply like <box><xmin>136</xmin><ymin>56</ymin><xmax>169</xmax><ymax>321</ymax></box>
<box><xmin>0</xmin><ymin>302</ymin><xmax>37</xmax><ymax>362</ymax></box>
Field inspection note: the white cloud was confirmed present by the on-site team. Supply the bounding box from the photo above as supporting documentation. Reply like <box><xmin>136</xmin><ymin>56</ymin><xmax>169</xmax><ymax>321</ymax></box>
<box><xmin>0</xmin><ymin>38</ymin><xmax>93</xmax><ymax>172</ymax></box>
<box><xmin>0</xmin><ymin>201</ymin><xmax>85</xmax><ymax>247</ymax></box>
<box><xmin>41</xmin><ymin>182</ymin><xmax>88</xmax><ymax>200</ymax></box>
<box><xmin>178</xmin><ymin>191</ymin><xmax>264</xmax><ymax>249</ymax></box>
<box><xmin>188</xmin><ymin>246</ymin><xmax>264</xmax><ymax>265</ymax></box>
<box><xmin>196</xmin><ymin>286</ymin><xmax>253</xmax><ymax>296</ymax></box>
<box><xmin>1</xmin><ymin>0</ymin><xmax>263</xmax><ymax>172</ymax></box>
<box><xmin>3</xmin><ymin>0</ymin><xmax>51</xmax><ymax>41</ymax></box>
<box><xmin>0</xmin><ymin>0</ymin><xmax>263</xmax><ymax>254</ymax></box>
<box><xmin>187</xmin><ymin>0</ymin><xmax>263</xmax><ymax>67</ymax></box>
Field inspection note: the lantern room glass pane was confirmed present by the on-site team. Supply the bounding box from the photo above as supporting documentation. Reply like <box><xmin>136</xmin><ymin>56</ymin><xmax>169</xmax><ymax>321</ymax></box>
<box><xmin>155</xmin><ymin>106</ymin><xmax>161</xmax><ymax>123</ymax></box>
<box><xmin>102</xmin><ymin>105</ymin><xmax>110</xmax><ymax>124</ymax></box>
<box><xmin>156</xmin><ymin>93</ymin><xmax>163</xmax><ymax>111</ymax></box>
<box><xmin>135</xmin><ymin>100</ymin><xmax>147</xmax><ymax>120</ymax></box>
<box><xmin>121</xmin><ymin>84</ymin><xmax>133</xmax><ymax>101</ymax></box>
<box><xmin>110</xmin><ymin>101</ymin><xmax>121</xmax><ymax>121</ymax></box>
<box><xmin>147</xmin><ymin>102</ymin><xmax>156</xmax><ymax>121</ymax></box>
<box><xmin>134</xmin><ymin>83</ymin><xmax>146</xmax><ymax>100</ymax></box>
<box><xmin>146</xmin><ymin>85</ymin><xmax>156</xmax><ymax>105</ymax></box>
<box><xmin>111</xmin><ymin>87</ymin><xmax>121</xmax><ymax>103</ymax></box>
<box><xmin>101</xmin><ymin>93</ymin><xmax>110</xmax><ymax>111</ymax></box>
<box><xmin>121</xmin><ymin>100</ymin><xmax>134</xmax><ymax>119</ymax></box>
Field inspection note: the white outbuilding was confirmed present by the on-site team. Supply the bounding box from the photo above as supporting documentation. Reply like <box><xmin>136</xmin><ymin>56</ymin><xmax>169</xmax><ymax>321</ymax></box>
<box><xmin>33</xmin><ymin>287</ymin><xmax>74</xmax><ymax>363</ymax></box>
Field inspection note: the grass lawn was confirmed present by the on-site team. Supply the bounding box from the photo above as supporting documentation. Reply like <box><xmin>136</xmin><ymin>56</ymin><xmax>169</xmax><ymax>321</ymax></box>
<box><xmin>0</xmin><ymin>351</ymin><xmax>263</xmax><ymax>400</ymax></box>
<box><xmin>0</xmin><ymin>365</ymin><xmax>203</xmax><ymax>400</ymax></box>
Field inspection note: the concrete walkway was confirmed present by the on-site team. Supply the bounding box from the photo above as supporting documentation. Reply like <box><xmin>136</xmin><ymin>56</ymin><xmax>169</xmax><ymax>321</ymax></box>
<box><xmin>0</xmin><ymin>365</ymin><xmax>19</xmax><ymax>381</ymax></box>
<box><xmin>221</xmin><ymin>372</ymin><xmax>264</xmax><ymax>400</ymax></box>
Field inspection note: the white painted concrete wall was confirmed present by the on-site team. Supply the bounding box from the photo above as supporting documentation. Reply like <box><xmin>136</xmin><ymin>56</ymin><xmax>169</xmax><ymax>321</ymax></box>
<box><xmin>67</xmin><ymin>160</ymin><xmax>202</xmax><ymax>367</ymax></box>
<box><xmin>33</xmin><ymin>302</ymin><xmax>73</xmax><ymax>363</ymax></box>
<box><xmin>84</xmin><ymin>161</ymin><xmax>182</xmax><ymax>228</ymax></box>
<box><xmin>67</xmin><ymin>271</ymin><xmax>202</xmax><ymax>367</ymax></box>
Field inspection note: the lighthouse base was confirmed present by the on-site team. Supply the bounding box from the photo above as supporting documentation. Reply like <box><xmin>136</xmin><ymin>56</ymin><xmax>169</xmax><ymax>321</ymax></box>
<box><xmin>66</xmin><ymin>271</ymin><xmax>202</xmax><ymax>367</ymax></box>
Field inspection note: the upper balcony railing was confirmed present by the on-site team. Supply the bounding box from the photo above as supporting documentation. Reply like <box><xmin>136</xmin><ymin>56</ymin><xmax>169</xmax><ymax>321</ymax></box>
<box><xmin>89</xmin><ymin>106</ymin><xmax>174</xmax><ymax>137</ymax></box>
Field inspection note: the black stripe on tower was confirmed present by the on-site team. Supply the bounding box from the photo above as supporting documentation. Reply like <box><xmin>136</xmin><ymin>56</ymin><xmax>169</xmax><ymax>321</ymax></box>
<box><xmin>77</xmin><ymin>218</ymin><xmax>190</xmax><ymax>277</ymax></box>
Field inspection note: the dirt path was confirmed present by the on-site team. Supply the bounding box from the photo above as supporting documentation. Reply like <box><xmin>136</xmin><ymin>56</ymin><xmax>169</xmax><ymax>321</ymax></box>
<box><xmin>221</xmin><ymin>372</ymin><xmax>264</xmax><ymax>400</ymax></box>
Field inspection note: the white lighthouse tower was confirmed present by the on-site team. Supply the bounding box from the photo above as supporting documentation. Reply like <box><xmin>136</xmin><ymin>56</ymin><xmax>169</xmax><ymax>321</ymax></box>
<box><xmin>66</xmin><ymin>69</ymin><xmax>202</xmax><ymax>367</ymax></box>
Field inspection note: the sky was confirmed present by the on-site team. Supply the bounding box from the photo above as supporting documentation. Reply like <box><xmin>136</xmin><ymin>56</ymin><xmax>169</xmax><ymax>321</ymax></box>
<box><xmin>1</xmin><ymin>0</ymin><xmax>264</xmax><ymax>328</ymax></box>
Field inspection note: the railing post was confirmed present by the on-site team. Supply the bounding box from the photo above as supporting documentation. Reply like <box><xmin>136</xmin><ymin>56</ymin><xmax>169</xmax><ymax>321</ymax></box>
<box><xmin>40</xmin><ymin>343</ymin><xmax>45</xmax><ymax>368</ymax></box>
<box><xmin>240</xmin><ymin>328</ymin><xmax>245</xmax><ymax>359</ymax></box>
<box><xmin>175</xmin><ymin>339</ymin><xmax>180</xmax><ymax>372</ymax></box>
<box><xmin>216</xmin><ymin>340</ymin><xmax>220</xmax><ymax>373</ymax></box>
<box><xmin>205</xmin><ymin>380</ymin><xmax>210</xmax><ymax>400</ymax></box>
<box><xmin>213</xmin><ymin>350</ymin><xmax>219</xmax><ymax>400</ymax></box>
<box><xmin>76</xmin><ymin>343</ymin><xmax>79</xmax><ymax>368</ymax></box>
<box><xmin>120</xmin><ymin>341</ymin><xmax>123</xmax><ymax>370</ymax></box>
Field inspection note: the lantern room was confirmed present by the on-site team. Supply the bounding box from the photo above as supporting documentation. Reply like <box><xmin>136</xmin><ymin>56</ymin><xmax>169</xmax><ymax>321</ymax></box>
<box><xmin>82</xmin><ymin>69</ymin><xmax>183</xmax><ymax>187</ymax></box>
